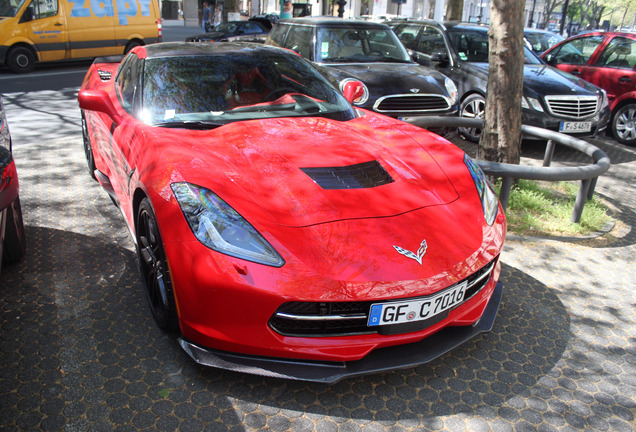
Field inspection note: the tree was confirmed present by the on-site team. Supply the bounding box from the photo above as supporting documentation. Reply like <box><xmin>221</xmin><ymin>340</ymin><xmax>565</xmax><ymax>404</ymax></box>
<box><xmin>543</xmin><ymin>0</ymin><xmax>565</xmax><ymax>29</ymax></box>
<box><xmin>479</xmin><ymin>0</ymin><xmax>525</xmax><ymax>165</ymax></box>
<box><xmin>223</xmin><ymin>0</ymin><xmax>240</xmax><ymax>22</ymax></box>
<box><xmin>446</xmin><ymin>0</ymin><xmax>464</xmax><ymax>21</ymax></box>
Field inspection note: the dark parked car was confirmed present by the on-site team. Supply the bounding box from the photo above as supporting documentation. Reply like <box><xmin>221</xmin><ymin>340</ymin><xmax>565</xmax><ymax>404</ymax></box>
<box><xmin>389</xmin><ymin>20</ymin><xmax>610</xmax><ymax>142</ymax></box>
<box><xmin>0</xmin><ymin>96</ymin><xmax>26</xmax><ymax>274</ymax></box>
<box><xmin>524</xmin><ymin>28</ymin><xmax>564</xmax><ymax>55</ymax></box>
<box><xmin>186</xmin><ymin>18</ymin><xmax>272</xmax><ymax>42</ymax></box>
<box><xmin>265</xmin><ymin>17</ymin><xmax>458</xmax><ymax>120</ymax></box>
<box><xmin>542</xmin><ymin>32</ymin><xmax>636</xmax><ymax>146</ymax></box>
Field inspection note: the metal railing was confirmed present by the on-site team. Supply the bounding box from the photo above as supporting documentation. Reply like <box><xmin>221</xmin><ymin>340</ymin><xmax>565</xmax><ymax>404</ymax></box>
<box><xmin>405</xmin><ymin>117</ymin><xmax>611</xmax><ymax>223</ymax></box>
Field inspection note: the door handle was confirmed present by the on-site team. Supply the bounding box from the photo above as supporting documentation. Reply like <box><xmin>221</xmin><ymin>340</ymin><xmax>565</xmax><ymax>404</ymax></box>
<box><xmin>618</xmin><ymin>76</ymin><xmax>632</xmax><ymax>83</ymax></box>
<box><xmin>571</xmin><ymin>69</ymin><xmax>581</xmax><ymax>75</ymax></box>
<box><xmin>54</xmin><ymin>22</ymin><xmax>63</xmax><ymax>26</ymax></box>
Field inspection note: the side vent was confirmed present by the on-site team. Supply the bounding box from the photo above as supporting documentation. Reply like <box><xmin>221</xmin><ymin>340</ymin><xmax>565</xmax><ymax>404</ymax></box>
<box><xmin>301</xmin><ymin>160</ymin><xmax>394</xmax><ymax>190</ymax></box>
<box><xmin>97</xmin><ymin>70</ymin><xmax>112</xmax><ymax>81</ymax></box>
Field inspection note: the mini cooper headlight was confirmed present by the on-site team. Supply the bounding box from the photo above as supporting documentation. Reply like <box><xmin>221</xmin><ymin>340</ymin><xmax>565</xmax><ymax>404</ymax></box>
<box><xmin>171</xmin><ymin>182</ymin><xmax>285</xmax><ymax>267</ymax></box>
<box><xmin>444</xmin><ymin>77</ymin><xmax>458</xmax><ymax>102</ymax></box>
<box><xmin>464</xmin><ymin>155</ymin><xmax>499</xmax><ymax>226</ymax></box>
<box><xmin>339</xmin><ymin>78</ymin><xmax>369</xmax><ymax>105</ymax></box>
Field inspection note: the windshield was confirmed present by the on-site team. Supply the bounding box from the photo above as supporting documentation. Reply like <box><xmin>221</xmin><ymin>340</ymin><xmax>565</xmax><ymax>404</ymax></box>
<box><xmin>212</xmin><ymin>22</ymin><xmax>238</xmax><ymax>33</ymax></box>
<box><xmin>447</xmin><ymin>27</ymin><xmax>542</xmax><ymax>64</ymax></box>
<box><xmin>141</xmin><ymin>52</ymin><xmax>356</xmax><ymax>127</ymax></box>
<box><xmin>316</xmin><ymin>27</ymin><xmax>412</xmax><ymax>63</ymax></box>
<box><xmin>0</xmin><ymin>0</ymin><xmax>27</xmax><ymax>17</ymax></box>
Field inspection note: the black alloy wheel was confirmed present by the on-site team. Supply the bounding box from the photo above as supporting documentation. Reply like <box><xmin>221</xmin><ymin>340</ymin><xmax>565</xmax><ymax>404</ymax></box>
<box><xmin>135</xmin><ymin>198</ymin><xmax>178</xmax><ymax>331</ymax></box>
<box><xmin>3</xmin><ymin>196</ymin><xmax>26</xmax><ymax>264</ymax></box>
<box><xmin>81</xmin><ymin>112</ymin><xmax>97</xmax><ymax>180</ymax></box>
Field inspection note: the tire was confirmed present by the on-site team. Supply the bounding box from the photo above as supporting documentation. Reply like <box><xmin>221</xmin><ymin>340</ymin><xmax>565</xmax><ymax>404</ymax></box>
<box><xmin>612</xmin><ymin>103</ymin><xmax>636</xmax><ymax>146</ymax></box>
<box><xmin>6</xmin><ymin>46</ymin><xmax>36</xmax><ymax>74</ymax></box>
<box><xmin>3</xmin><ymin>196</ymin><xmax>26</xmax><ymax>264</ymax></box>
<box><xmin>135</xmin><ymin>198</ymin><xmax>178</xmax><ymax>331</ymax></box>
<box><xmin>124</xmin><ymin>40</ymin><xmax>142</xmax><ymax>54</ymax></box>
<box><xmin>459</xmin><ymin>93</ymin><xmax>485</xmax><ymax>143</ymax></box>
<box><xmin>81</xmin><ymin>111</ymin><xmax>97</xmax><ymax>180</ymax></box>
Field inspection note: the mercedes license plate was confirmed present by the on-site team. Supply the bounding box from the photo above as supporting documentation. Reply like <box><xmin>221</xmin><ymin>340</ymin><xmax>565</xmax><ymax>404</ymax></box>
<box><xmin>559</xmin><ymin>121</ymin><xmax>592</xmax><ymax>133</ymax></box>
<box><xmin>368</xmin><ymin>282</ymin><xmax>467</xmax><ymax>327</ymax></box>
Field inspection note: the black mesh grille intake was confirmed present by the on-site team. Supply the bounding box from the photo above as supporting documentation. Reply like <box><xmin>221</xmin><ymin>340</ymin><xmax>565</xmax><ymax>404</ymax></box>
<box><xmin>268</xmin><ymin>257</ymin><xmax>499</xmax><ymax>337</ymax></box>
<box><xmin>374</xmin><ymin>95</ymin><xmax>451</xmax><ymax>113</ymax></box>
<box><xmin>301</xmin><ymin>160</ymin><xmax>394</xmax><ymax>190</ymax></box>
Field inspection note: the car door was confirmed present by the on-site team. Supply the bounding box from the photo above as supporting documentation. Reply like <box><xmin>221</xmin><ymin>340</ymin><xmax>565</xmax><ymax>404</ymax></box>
<box><xmin>543</xmin><ymin>34</ymin><xmax>605</xmax><ymax>80</ymax></box>
<box><xmin>587</xmin><ymin>35</ymin><xmax>636</xmax><ymax>106</ymax></box>
<box><xmin>20</xmin><ymin>0</ymin><xmax>68</xmax><ymax>62</ymax></box>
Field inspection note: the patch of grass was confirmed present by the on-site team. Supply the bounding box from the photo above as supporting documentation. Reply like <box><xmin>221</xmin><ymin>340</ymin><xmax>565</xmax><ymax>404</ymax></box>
<box><xmin>495</xmin><ymin>179</ymin><xmax>612</xmax><ymax>237</ymax></box>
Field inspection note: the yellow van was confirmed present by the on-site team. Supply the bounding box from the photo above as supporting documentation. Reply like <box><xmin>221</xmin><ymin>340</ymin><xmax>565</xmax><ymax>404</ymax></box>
<box><xmin>0</xmin><ymin>0</ymin><xmax>162</xmax><ymax>73</ymax></box>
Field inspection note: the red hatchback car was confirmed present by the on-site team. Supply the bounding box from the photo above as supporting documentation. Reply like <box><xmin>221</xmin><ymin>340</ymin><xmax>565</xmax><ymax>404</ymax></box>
<box><xmin>78</xmin><ymin>42</ymin><xmax>506</xmax><ymax>382</ymax></box>
<box><xmin>542</xmin><ymin>32</ymin><xmax>636</xmax><ymax>146</ymax></box>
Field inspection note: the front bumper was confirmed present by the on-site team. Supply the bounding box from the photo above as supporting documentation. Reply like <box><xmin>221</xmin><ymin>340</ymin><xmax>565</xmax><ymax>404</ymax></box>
<box><xmin>178</xmin><ymin>281</ymin><xmax>503</xmax><ymax>383</ymax></box>
<box><xmin>522</xmin><ymin>104</ymin><xmax>611</xmax><ymax>138</ymax></box>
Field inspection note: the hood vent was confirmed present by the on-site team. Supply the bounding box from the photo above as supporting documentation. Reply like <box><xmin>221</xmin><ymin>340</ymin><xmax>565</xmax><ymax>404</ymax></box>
<box><xmin>301</xmin><ymin>160</ymin><xmax>394</xmax><ymax>190</ymax></box>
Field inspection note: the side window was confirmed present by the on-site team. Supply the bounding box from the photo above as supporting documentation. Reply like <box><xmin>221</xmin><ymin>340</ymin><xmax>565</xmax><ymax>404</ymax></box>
<box><xmin>243</xmin><ymin>23</ymin><xmax>261</xmax><ymax>34</ymax></box>
<box><xmin>20</xmin><ymin>0</ymin><xmax>57</xmax><ymax>22</ymax></box>
<box><xmin>596</xmin><ymin>37</ymin><xmax>636</xmax><ymax>69</ymax></box>
<box><xmin>116</xmin><ymin>54</ymin><xmax>141</xmax><ymax>113</ymax></box>
<box><xmin>416</xmin><ymin>27</ymin><xmax>447</xmax><ymax>57</ymax></box>
<box><xmin>547</xmin><ymin>36</ymin><xmax>604</xmax><ymax>65</ymax></box>
<box><xmin>265</xmin><ymin>24</ymin><xmax>290</xmax><ymax>48</ymax></box>
<box><xmin>282</xmin><ymin>26</ymin><xmax>312</xmax><ymax>59</ymax></box>
<box><xmin>393</xmin><ymin>25</ymin><xmax>420</xmax><ymax>51</ymax></box>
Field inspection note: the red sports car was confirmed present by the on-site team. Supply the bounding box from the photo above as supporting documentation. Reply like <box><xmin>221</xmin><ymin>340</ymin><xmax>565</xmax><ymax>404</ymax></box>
<box><xmin>78</xmin><ymin>42</ymin><xmax>506</xmax><ymax>382</ymax></box>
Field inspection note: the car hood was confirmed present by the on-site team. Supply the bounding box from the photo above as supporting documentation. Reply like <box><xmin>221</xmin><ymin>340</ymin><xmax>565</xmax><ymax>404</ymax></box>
<box><xmin>148</xmin><ymin>115</ymin><xmax>460</xmax><ymax>228</ymax></box>
<box><xmin>317</xmin><ymin>62</ymin><xmax>450</xmax><ymax>97</ymax></box>
<box><xmin>522</xmin><ymin>64</ymin><xmax>602</xmax><ymax>96</ymax></box>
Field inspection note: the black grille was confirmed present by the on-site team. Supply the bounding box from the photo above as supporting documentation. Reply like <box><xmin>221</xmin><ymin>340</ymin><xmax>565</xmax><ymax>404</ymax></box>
<box><xmin>374</xmin><ymin>94</ymin><xmax>451</xmax><ymax>113</ymax></box>
<box><xmin>301</xmin><ymin>160</ymin><xmax>394</xmax><ymax>190</ymax></box>
<box><xmin>268</xmin><ymin>257</ymin><xmax>499</xmax><ymax>337</ymax></box>
<box><xmin>544</xmin><ymin>95</ymin><xmax>599</xmax><ymax>119</ymax></box>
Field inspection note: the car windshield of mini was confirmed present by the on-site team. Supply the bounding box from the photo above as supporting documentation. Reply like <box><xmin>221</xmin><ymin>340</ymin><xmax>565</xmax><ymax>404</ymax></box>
<box><xmin>141</xmin><ymin>53</ymin><xmax>356</xmax><ymax>127</ymax></box>
<box><xmin>316</xmin><ymin>27</ymin><xmax>412</xmax><ymax>63</ymax></box>
<box><xmin>0</xmin><ymin>0</ymin><xmax>27</xmax><ymax>17</ymax></box>
<box><xmin>447</xmin><ymin>28</ymin><xmax>542</xmax><ymax>64</ymax></box>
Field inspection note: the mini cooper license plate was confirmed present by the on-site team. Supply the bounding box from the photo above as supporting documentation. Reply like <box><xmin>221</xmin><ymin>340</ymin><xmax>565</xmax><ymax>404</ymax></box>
<box><xmin>559</xmin><ymin>121</ymin><xmax>592</xmax><ymax>133</ymax></box>
<box><xmin>368</xmin><ymin>282</ymin><xmax>467</xmax><ymax>327</ymax></box>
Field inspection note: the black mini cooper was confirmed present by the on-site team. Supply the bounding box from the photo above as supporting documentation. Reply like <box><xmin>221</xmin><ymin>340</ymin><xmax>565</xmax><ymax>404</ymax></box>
<box><xmin>265</xmin><ymin>17</ymin><xmax>458</xmax><ymax>120</ymax></box>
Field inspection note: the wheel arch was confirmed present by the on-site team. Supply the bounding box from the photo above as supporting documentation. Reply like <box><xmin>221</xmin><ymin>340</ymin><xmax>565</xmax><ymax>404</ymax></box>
<box><xmin>459</xmin><ymin>89</ymin><xmax>486</xmax><ymax>105</ymax></box>
<box><xmin>4</xmin><ymin>42</ymin><xmax>39</xmax><ymax>64</ymax></box>
<box><xmin>124</xmin><ymin>38</ymin><xmax>144</xmax><ymax>54</ymax></box>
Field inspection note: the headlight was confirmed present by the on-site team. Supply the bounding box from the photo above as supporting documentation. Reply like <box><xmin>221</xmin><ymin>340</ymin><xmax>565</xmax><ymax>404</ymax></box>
<box><xmin>599</xmin><ymin>89</ymin><xmax>609</xmax><ymax>108</ymax></box>
<box><xmin>171</xmin><ymin>182</ymin><xmax>285</xmax><ymax>267</ymax></box>
<box><xmin>521</xmin><ymin>96</ymin><xmax>544</xmax><ymax>112</ymax></box>
<box><xmin>464</xmin><ymin>155</ymin><xmax>499</xmax><ymax>226</ymax></box>
<box><xmin>444</xmin><ymin>77</ymin><xmax>458</xmax><ymax>102</ymax></box>
<box><xmin>339</xmin><ymin>78</ymin><xmax>369</xmax><ymax>105</ymax></box>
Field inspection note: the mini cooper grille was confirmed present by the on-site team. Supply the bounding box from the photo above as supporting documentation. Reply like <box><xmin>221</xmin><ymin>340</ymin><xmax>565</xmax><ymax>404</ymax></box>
<box><xmin>97</xmin><ymin>69</ymin><xmax>112</xmax><ymax>81</ymax></box>
<box><xmin>374</xmin><ymin>94</ymin><xmax>451</xmax><ymax>113</ymax></box>
<box><xmin>544</xmin><ymin>95</ymin><xmax>599</xmax><ymax>119</ymax></box>
<box><xmin>268</xmin><ymin>258</ymin><xmax>498</xmax><ymax>337</ymax></box>
<box><xmin>301</xmin><ymin>160</ymin><xmax>394</xmax><ymax>190</ymax></box>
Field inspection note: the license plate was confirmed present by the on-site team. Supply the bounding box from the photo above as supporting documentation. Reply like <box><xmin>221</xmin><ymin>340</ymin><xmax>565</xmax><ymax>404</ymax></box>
<box><xmin>559</xmin><ymin>121</ymin><xmax>592</xmax><ymax>133</ymax></box>
<box><xmin>368</xmin><ymin>282</ymin><xmax>467</xmax><ymax>327</ymax></box>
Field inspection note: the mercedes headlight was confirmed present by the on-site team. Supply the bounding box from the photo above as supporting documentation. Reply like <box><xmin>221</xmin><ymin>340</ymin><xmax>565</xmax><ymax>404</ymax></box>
<box><xmin>521</xmin><ymin>96</ymin><xmax>544</xmax><ymax>112</ymax></box>
<box><xmin>171</xmin><ymin>182</ymin><xmax>285</xmax><ymax>267</ymax></box>
<box><xmin>464</xmin><ymin>155</ymin><xmax>499</xmax><ymax>226</ymax></box>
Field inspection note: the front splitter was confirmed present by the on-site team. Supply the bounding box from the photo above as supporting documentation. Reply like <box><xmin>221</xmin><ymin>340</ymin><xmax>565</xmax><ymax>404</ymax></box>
<box><xmin>179</xmin><ymin>281</ymin><xmax>503</xmax><ymax>383</ymax></box>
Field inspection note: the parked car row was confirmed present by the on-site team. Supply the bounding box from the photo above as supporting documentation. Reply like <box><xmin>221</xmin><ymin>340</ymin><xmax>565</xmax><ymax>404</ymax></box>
<box><xmin>187</xmin><ymin>18</ymin><xmax>635</xmax><ymax>146</ymax></box>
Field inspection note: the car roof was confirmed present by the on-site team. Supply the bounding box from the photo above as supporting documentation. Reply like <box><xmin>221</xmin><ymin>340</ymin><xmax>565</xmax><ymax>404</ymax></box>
<box><xmin>143</xmin><ymin>42</ymin><xmax>287</xmax><ymax>59</ymax></box>
<box><xmin>277</xmin><ymin>16</ymin><xmax>391</xmax><ymax>29</ymax></box>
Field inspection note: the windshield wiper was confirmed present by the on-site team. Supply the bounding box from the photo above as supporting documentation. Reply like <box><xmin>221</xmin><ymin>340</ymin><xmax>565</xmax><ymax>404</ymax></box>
<box><xmin>154</xmin><ymin>120</ymin><xmax>227</xmax><ymax>129</ymax></box>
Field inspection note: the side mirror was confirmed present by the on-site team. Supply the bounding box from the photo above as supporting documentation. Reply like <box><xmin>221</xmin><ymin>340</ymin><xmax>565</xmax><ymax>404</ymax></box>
<box><xmin>430</xmin><ymin>51</ymin><xmax>449</xmax><ymax>65</ymax></box>
<box><xmin>78</xmin><ymin>89</ymin><xmax>122</xmax><ymax>124</ymax></box>
<box><xmin>342</xmin><ymin>80</ymin><xmax>366</xmax><ymax>104</ymax></box>
<box><xmin>0</xmin><ymin>147</ymin><xmax>19</xmax><ymax>210</ymax></box>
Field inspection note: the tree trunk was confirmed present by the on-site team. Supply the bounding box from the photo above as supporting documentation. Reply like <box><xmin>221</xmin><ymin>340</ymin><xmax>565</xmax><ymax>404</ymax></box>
<box><xmin>445</xmin><ymin>0</ymin><xmax>464</xmax><ymax>21</ymax></box>
<box><xmin>478</xmin><ymin>0</ymin><xmax>524</xmax><ymax>165</ymax></box>
<box><xmin>223</xmin><ymin>0</ymin><xmax>240</xmax><ymax>21</ymax></box>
